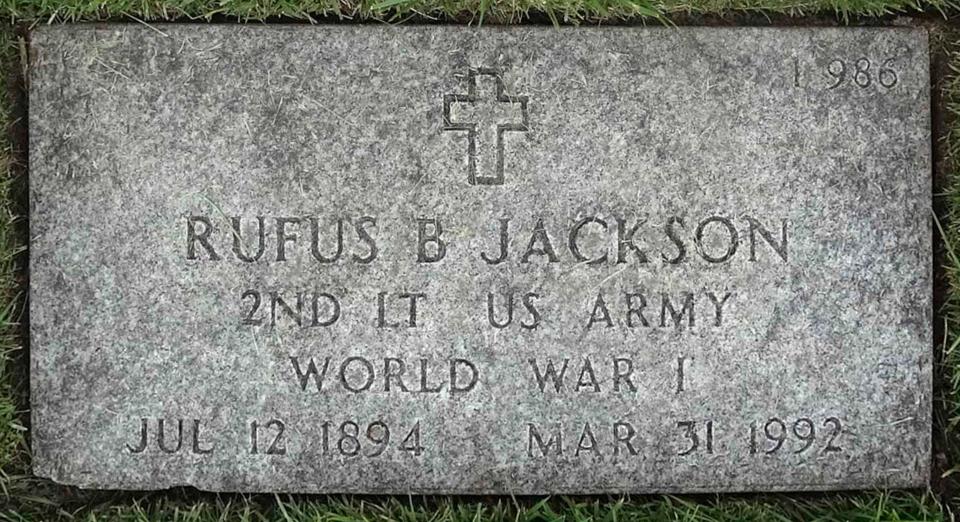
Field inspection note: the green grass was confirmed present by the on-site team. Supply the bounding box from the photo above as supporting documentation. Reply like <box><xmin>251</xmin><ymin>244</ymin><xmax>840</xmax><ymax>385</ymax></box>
<box><xmin>935</xmin><ymin>34</ymin><xmax>960</xmax><ymax>501</ymax></box>
<box><xmin>0</xmin><ymin>26</ymin><xmax>26</xmax><ymax>511</ymax></box>
<box><xmin>0</xmin><ymin>491</ymin><xmax>950</xmax><ymax>521</ymax></box>
<box><xmin>0</xmin><ymin>0</ymin><xmax>950</xmax><ymax>23</ymax></box>
<box><xmin>74</xmin><ymin>493</ymin><xmax>960</xmax><ymax>521</ymax></box>
<box><xmin>1</xmin><ymin>1</ymin><xmax>959</xmax><ymax>520</ymax></box>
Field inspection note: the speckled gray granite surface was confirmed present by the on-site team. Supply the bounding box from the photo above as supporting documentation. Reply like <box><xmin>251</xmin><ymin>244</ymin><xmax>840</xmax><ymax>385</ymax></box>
<box><xmin>29</xmin><ymin>25</ymin><xmax>931</xmax><ymax>493</ymax></box>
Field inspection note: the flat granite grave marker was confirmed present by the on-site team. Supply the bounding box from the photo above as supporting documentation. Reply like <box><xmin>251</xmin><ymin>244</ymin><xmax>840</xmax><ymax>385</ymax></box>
<box><xmin>29</xmin><ymin>25</ymin><xmax>931</xmax><ymax>493</ymax></box>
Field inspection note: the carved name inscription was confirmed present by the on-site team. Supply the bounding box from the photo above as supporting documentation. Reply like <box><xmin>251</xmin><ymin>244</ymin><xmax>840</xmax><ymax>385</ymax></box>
<box><xmin>30</xmin><ymin>26</ymin><xmax>931</xmax><ymax>493</ymax></box>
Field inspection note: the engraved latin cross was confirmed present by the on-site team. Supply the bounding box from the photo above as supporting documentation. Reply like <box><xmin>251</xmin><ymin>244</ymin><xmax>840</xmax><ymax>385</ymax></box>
<box><xmin>442</xmin><ymin>68</ymin><xmax>529</xmax><ymax>185</ymax></box>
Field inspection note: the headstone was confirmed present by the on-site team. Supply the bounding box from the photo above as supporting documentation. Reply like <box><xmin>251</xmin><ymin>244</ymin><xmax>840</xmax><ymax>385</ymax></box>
<box><xmin>29</xmin><ymin>25</ymin><xmax>931</xmax><ymax>493</ymax></box>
